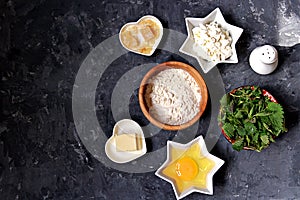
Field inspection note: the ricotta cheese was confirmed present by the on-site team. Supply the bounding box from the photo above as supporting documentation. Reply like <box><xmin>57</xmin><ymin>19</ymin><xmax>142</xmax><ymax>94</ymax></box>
<box><xmin>192</xmin><ymin>21</ymin><xmax>233</xmax><ymax>62</ymax></box>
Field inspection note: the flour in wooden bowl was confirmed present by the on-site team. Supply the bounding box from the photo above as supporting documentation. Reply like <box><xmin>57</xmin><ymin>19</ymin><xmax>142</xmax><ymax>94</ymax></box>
<box><xmin>145</xmin><ymin>68</ymin><xmax>202</xmax><ymax>125</ymax></box>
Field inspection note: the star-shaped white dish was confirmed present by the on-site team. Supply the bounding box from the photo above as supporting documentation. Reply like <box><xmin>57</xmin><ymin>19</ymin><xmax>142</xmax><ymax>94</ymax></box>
<box><xmin>155</xmin><ymin>136</ymin><xmax>224</xmax><ymax>199</ymax></box>
<box><xmin>179</xmin><ymin>7</ymin><xmax>243</xmax><ymax>73</ymax></box>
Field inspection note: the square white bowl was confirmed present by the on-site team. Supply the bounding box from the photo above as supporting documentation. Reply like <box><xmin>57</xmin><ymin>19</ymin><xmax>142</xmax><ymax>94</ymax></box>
<box><xmin>179</xmin><ymin>8</ymin><xmax>243</xmax><ymax>73</ymax></box>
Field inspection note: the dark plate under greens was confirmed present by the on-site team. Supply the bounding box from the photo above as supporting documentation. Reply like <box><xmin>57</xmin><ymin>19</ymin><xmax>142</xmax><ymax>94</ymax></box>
<box><xmin>218</xmin><ymin>86</ymin><xmax>287</xmax><ymax>152</ymax></box>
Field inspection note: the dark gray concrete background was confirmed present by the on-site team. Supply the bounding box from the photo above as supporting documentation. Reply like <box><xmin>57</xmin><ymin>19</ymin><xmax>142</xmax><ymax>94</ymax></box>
<box><xmin>0</xmin><ymin>0</ymin><xmax>299</xmax><ymax>199</ymax></box>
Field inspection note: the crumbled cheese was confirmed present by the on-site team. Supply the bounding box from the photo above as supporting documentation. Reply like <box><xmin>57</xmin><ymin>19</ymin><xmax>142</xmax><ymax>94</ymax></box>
<box><xmin>145</xmin><ymin>69</ymin><xmax>201</xmax><ymax>125</ymax></box>
<box><xmin>192</xmin><ymin>21</ymin><xmax>233</xmax><ymax>62</ymax></box>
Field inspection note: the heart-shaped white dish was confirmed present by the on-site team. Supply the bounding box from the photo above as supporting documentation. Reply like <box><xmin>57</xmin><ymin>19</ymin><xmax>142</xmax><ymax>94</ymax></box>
<box><xmin>119</xmin><ymin>15</ymin><xmax>163</xmax><ymax>56</ymax></box>
<box><xmin>105</xmin><ymin>119</ymin><xmax>147</xmax><ymax>164</ymax></box>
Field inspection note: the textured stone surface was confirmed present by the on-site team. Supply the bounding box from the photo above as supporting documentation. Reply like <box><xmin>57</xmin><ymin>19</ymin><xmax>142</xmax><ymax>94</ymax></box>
<box><xmin>0</xmin><ymin>0</ymin><xmax>300</xmax><ymax>199</ymax></box>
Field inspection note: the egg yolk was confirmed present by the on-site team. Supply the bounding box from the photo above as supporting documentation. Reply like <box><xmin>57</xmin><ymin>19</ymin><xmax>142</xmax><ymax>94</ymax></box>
<box><xmin>175</xmin><ymin>157</ymin><xmax>199</xmax><ymax>181</ymax></box>
<box><xmin>161</xmin><ymin>142</ymin><xmax>216</xmax><ymax>195</ymax></box>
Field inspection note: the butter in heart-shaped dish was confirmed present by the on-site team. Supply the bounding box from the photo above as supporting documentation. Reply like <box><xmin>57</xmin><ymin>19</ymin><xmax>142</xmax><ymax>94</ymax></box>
<box><xmin>105</xmin><ymin>119</ymin><xmax>147</xmax><ymax>163</ymax></box>
<box><xmin>119</xmin><ymin>15</ymin><xmax>163</xmax><ymax>56</ymax></box>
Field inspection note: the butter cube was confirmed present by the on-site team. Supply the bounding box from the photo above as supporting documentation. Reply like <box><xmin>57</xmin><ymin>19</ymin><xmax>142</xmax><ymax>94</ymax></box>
<box><xmin>115</xmin><ymin>134</ymin><xmax>139</xmax><ymax>152</ymax></box>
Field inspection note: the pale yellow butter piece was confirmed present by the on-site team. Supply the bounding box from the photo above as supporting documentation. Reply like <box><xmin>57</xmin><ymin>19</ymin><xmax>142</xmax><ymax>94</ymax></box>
<box><xmin>115</xmin><ymin>134</ymin><xmax>138</xmax><ymax>152</ymax></box>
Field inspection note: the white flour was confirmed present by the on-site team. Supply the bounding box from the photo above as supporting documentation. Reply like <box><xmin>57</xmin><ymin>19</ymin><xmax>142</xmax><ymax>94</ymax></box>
<box><xmin>145</xmin><ymin>68</ymin><xmax>201</xmax><ymax>125</ymax></box>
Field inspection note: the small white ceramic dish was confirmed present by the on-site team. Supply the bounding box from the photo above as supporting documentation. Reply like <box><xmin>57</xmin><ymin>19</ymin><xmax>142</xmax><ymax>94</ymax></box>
<box><xmin>105</xmin><ymin>119</ymin><xmax>147</xmax><ymax>163</ymax></box>
<box><xmin>179</xmin><ymin>7</ymin><xmax>243</xmax><ymax>73</ymax></box>
<box><xmin>155</xmin><ymin>136</ymin><xmax>224</xmax><ymax>199</ymax></box>
<box><xmin>119</xmin><ymin>15</ymin><xmax>163</xmax><ymax>56</ymax></box>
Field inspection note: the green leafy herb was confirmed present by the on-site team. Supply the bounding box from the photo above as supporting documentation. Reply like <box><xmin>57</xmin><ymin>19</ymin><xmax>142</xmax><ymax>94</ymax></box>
<box><xmin>232</xmin><ymin>138</ymin><xmax>244</xmax><ymax>151</ymax></box>
<box><xmin>218</xmin><ymin>86</ymin><xmax>287</xmax><ymax>152</ymax></box>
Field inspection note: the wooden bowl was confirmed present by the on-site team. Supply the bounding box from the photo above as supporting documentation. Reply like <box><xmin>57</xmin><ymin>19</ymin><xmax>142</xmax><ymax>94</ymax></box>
<box><xmin>138</xmin><ymin>61</ymin><xmax>208</xmax><ymax>131</ymax></box>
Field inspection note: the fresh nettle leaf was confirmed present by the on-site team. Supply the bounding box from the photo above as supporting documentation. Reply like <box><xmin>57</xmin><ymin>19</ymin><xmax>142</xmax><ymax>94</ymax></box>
<box><xmin>253</xmin><ymin>133</ymin><xmax>259</xmax><ymax>143</ymax></box>
<box><xmin>254</xmin><ymin>112</ymin><xmax>272</xmax><ymax>117</ymax></box>
<box><xmin>236</xmin><ymin>126</ymin><xmax>246</xmax><ymax>136</ymax></box>
<box><xmin>245</xmin><ymin>135</ymin><xmax>251</xmax><ymax>146</ymax></box>
<box><xmin>248</xmin><ymin>106</ymin><xmax>254</xmax><ymax>118</ymax></box>
<box><xmin>244</xmin><ymin>122</ymin><xmax>257</xmax><ymax>135</ymax></box>
<box><xmin>222</xmin><ymin>123</ymin><xmax>235</xmax><ymax>137</ymax></box>
<box><xmin>220</xmin><ymin>94</ymin><xmax>230</xmax><ymax>107</ymax></box>
<box><xmin>218</xmin><ymin>86</ymin><xmax>287</xmax><ymax>152</ymax></box>
<box><xmin>260</xmin><ymin>135</ymin><xmax>269</xmax><ymax>144</ymax></box>
<box><xmin>235</xmin><ymin>110</ymin><xmax>244</xmax><ymax>118</ymax></box>
<box><xmin>232</xmin><ymin>138</ymin><xmax>244</xmax><ymax>151</ymax></box>
<box><xmin>269</xmin><ymin>136</ymin><xmax>275</xmax><ymax>143</ymax></box>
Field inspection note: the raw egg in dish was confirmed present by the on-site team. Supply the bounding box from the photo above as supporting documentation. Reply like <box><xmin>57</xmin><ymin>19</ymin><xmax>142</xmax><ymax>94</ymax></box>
<box><xmin>155</xmin><ymin>136</ymin><xmax>224</xmax><ymax>199</ymax></box>
<box><xmin>162</xmin><ymin>142</ymin><xmax>215</xmax><ymax>193</ymax></box>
